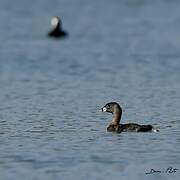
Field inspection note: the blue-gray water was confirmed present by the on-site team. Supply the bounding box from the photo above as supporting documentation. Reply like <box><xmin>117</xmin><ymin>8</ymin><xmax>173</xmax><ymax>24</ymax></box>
<box><xmin>0</xmin><ymin>0</ymin><xmax>180</xmax><ymax>179</ymax></box>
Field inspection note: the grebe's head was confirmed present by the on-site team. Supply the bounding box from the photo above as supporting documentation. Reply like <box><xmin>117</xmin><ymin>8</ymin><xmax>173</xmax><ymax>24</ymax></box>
<box><xmin>51</xmin><ymin>16</ymin><xmax>61</xmax><ymax>28</ymax></box>
<box><xmin>101</xmin><ymin>102</ymin><xmax>122</xmax><ymax>114</ymax></box>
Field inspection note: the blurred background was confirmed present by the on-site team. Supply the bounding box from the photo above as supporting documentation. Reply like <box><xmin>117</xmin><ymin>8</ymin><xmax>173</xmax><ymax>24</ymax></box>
<box><xmin>0</xmin><ymin>0</ymin><xmax>180</xmax><ymax>179</ymax></box>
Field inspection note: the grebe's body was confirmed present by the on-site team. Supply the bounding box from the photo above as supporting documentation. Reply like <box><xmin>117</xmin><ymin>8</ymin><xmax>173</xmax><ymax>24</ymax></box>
<box><xmin>102</xmin><ymin>102</ymin><xmax>157</xmax><ymax>133</ymax></box>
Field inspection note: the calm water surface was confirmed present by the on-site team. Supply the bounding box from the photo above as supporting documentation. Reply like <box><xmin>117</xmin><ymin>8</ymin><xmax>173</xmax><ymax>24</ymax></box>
<box><xmin>0</xmin><ymin>0</ymin><xmax>180</xmax><ymax>179</ymax></box>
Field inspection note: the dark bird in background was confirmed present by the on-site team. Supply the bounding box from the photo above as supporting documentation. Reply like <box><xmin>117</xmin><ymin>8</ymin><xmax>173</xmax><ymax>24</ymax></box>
<box><xmin>48</xmin><ymin>16</ymin><xmax>68</xmax><ymax>38</ymax></box>
<box><xmin>101</xmin><ymin>102</ymin><xmax>159</xmax><ymax>133</ymax></box>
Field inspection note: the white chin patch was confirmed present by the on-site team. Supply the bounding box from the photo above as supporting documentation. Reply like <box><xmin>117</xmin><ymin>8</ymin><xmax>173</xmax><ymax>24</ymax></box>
<box><xmin>102</xmin><ymin>107</ymin><xmax>107</xmax><ymax>112</ymax></box>
<box><xmin>51</xmin><ymin>17</ymin><xmax>59</xmax><ymax>27</ymax></box>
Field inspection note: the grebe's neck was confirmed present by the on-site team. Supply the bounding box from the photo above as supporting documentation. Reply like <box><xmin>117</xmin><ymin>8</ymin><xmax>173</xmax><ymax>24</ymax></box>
<box><xmin>111</xmin><ymin>108</ymin><xmax>122</xmax><ymax>125</ymax></box>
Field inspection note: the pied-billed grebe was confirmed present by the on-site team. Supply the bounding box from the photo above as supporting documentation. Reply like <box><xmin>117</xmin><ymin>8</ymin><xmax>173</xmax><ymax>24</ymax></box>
<box><xmin>101</xmin><ymin>102</ymin><xmax>158</xmax><ymax>133</ymax></box>
<box><xmin>48</xmin><ymin>16</ymin><xmax>68</xmax><ymax>38</ymax></box>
